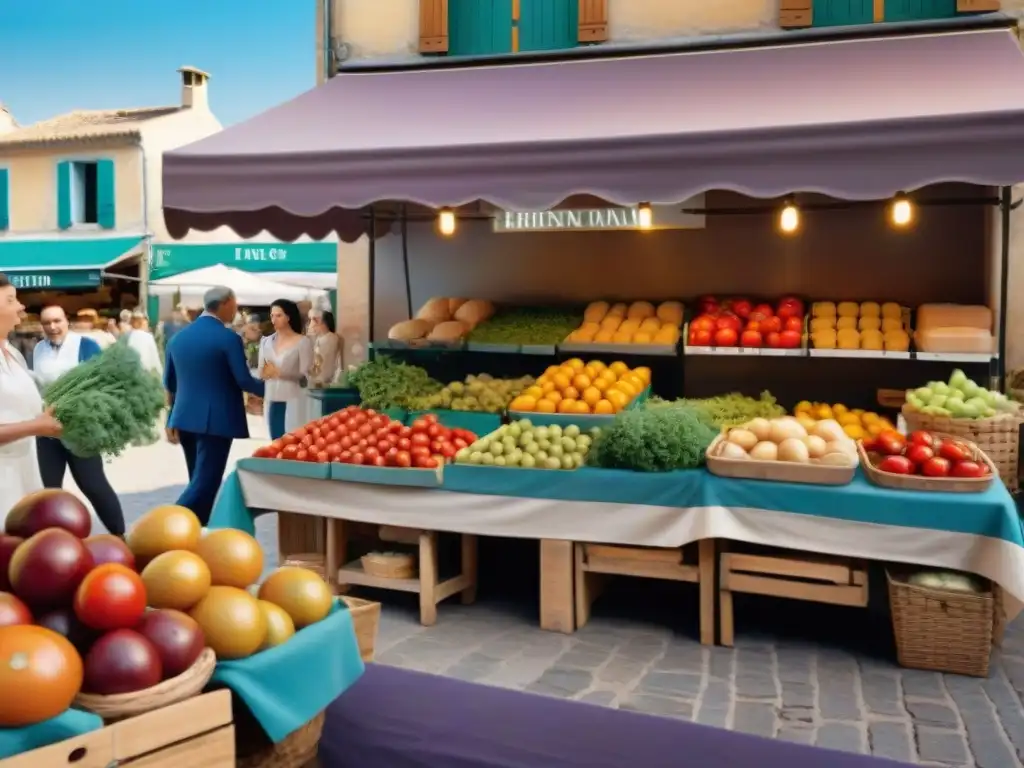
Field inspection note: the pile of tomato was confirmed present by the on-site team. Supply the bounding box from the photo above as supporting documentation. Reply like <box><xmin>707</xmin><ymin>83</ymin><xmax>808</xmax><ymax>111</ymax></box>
<box><xmin>252</xmin><ymin>407</ymin><xmax>477</xmax><ymax>470</ymax></box>
<box><xmin>863</xmin><ymin>429</ymin><xmax>990</xmax><ymax>479</ymax></box>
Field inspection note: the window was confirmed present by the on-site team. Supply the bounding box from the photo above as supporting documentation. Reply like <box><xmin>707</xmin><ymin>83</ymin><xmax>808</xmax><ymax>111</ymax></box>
<box><xmin>784</xmin><ymin>0</ymin><xmax>984</xmax><ymax>29</ymax></box>
<box><xmin>57</xmin><ymin>159</ymin><xmax>115</xmax><ymax>230</ymax></box>
<box><xmin>437</xmin><ymin>0</ymin><xmax>597</xmax><ymax>56</ymax></box>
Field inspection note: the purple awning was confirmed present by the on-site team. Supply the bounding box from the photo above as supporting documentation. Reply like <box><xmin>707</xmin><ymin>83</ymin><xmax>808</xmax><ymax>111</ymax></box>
<box><xmin>163</xmin><ymin>27</ymin><xmax>1024</xmax><ymax>241</ymax></box>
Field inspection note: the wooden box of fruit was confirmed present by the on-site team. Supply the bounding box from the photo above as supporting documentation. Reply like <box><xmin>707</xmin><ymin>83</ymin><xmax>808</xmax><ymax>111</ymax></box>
<box><xmin>450</xmin><ymin>420</ymin><xmax>597</xmax><ymax>472</ymax></box>
<box><xmin>0</xmin><ymin>690</ymin><xmax>234</xmax><ymax>768</ymax></box>
<box><xmin>561</xmin><ymin>300</ymin><xmax>683</xmax><ymax>356</ymax></box>
<box><xmin>706</xmin><ymin>417</ymin><xmax>859</xmax><ymax>486</ymax></box>
<box><xmin>858</xmin><ymin>430</ymin><xmax>996</xmax><ymax>493</ymax></box>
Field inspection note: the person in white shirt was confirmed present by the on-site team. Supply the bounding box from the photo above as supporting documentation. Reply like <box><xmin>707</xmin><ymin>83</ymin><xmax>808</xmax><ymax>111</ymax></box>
<box><xmin>72</xmin><ymin>313</ymin><xmax>116</xmax><ymax>350</ymax></box>
<box><xmin>259</xmin><ymin>299</ymin><xmax>313</xmax><ymax>438</ymax></box>
<box><xmin>32</xmin><ymin>304</ymin><xmax>126</xmax><ymax>536</ymax></box>
<box><xmin>123</xmin><ymin>310</ymin><xmax>163</xmax><ymax>377</ymax></box>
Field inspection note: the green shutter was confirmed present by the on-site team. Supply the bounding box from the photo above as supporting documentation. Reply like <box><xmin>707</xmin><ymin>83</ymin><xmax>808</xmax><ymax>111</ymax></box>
<box><xmin>449</xmin><ymin>0</ymin><xmax>513</xmax><ymax>56</ymax></box>
<box><xmin>0</xmin><ymin>169</ymin><xmax>8</xmax><ymax>231</ymax></box>
<box><xmin>97</xmin><ymin>159</ymin><xmax>116</xmax><ymax>229</ymax></box>
<box><xmin>813</xmin><ymin>0</ymin><xmax>873</xmax><ymax>25</ymax></box>
<box><xmin>520</xmin><ymin>0</ymin><xmax>577</xmax><ymax>52</ymax></box>
<box><xmin>57</xmin><ymin>161</ymin><xmax>72</xmax><ymax>230</ymax></box>
<box><xmin>884</xmin><ymin>0</ymin><xmax>957</xmax><ymax>20</ymax></box>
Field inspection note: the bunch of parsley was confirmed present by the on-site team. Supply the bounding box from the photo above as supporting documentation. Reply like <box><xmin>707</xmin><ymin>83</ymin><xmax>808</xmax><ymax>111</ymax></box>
<box><xmin>44</xmin><ymin>340</ymin><xmax>166</xmax><ymax>457</ymax></box>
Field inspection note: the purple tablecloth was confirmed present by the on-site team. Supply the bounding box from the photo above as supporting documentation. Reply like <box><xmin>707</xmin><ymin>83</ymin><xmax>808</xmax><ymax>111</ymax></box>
<box><xmin>320</xmin><ymin>665</ymin><xmax>911</xmax><ymax>768</ymax></box>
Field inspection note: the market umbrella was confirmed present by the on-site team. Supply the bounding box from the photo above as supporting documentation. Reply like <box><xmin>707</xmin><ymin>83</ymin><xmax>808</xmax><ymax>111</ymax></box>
<box><xmin>149</xmin><ymin>264</ymin><xmax>321</xmax><ymax>306</ymax></box>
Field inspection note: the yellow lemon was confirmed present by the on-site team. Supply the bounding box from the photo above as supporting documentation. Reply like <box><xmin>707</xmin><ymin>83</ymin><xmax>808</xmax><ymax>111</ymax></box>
<box><xmin>565</xmin><ymin>358</ymin><xmax>585</xmax><ymax>372</ymax></box>
<box><xmin>587</xmin><ymin>360</ymin><xmax>607</xmax><ymax>372</ymax></box>
<box><xmin>632</xmin><ymin>366</ymin><xmax>652</xmax><ymax>385</ymax></box>
<box><xmin>609</xmin><ymin>361</ymin><xmax>629</xmax><ymax>376</ymax></box>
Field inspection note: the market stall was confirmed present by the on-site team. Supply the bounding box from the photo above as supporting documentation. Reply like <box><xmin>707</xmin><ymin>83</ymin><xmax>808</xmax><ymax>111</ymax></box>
<box><xmin>165</xmin><ymin>16</ymin><xmax>1024</xmax><ymax>679</ymax></box>
<box><xmin>149</xmin><ymin>263</ymin><xmax>323</xmax><ymax>306</ymax></box>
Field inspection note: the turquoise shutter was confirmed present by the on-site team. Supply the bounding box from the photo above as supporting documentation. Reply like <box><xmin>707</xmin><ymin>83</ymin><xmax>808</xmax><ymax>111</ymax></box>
<box><xmin>57</xmin><ymin>161</ymin><xmax>72</xmax><ymax>230</ymax></box>
<box><xmin>97</xmin><ymin>159</ymin><xmax>116</xmax><ymax>229</ymax></box>
<box><xmin>0</xmin><ymin>169</ymin><xmax>8</xmax><ymax>230</ymax></box>
<box><xmin>813</xmin><ymin>0</ymin><xmax>873</xmax><ymax>25</ymax></box>
<box><xmin>520</xmin><ymin>0</ymin><xmax>577</xmax><ymax>52</ymax></box>
<box><xmin>884</xmin><ymin>0</ymin><xmax>957</xmax><ymax>20</ymax></box>
<box><xmin>449</xmin><ymin>0</ymin><xmax>513</xmax><ymax>56</ymax></box>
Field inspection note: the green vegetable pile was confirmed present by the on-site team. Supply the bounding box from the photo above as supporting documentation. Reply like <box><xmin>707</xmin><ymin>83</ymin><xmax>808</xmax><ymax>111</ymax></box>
<box><xmin>406</xmin><ymin>373</ymin><xmax>535</xmax><ymax>413</ymax></box>
<box><xmin>467</xmin><ymin>308</ymin><xmax>582</xmax><ymax>345</ymax></box>
<box><xmin>649</xmin><ymin>391</ymin><xmax>785</xmax><ymax>427</ymax></box>
<box><xmin>44</xmin><ymin>340</ymin><xmax>166</xmax><ymax>458</ymax></box>
<box><xmin>343</xmin><ymin>356</ymin><xmax>442</xmax><ymax>410</ymax></box>
<box><xmin>588</xmin><ymin>406</ymin><xmax>718</xmax><ymax>472</ymax></box>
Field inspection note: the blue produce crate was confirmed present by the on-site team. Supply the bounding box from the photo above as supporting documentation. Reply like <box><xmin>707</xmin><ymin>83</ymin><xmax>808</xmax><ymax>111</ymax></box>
<box><xmin>237</xmin><ymin>457</ymin><xmax>331</xmax><ymax>480</ymax></box>
<box><xmin>405</xmin><ymin>410</ymin><xmax>502</xmax><ymax>436</ymax></box>
<box><xmin>507</xmin><ymin>387</ymin><xmax>649</xmax><ymax>429</ymax></box>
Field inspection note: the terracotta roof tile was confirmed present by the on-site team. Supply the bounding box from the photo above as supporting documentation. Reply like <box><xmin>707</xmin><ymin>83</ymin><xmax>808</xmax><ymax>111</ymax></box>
<box><xmin>0</xmin><ymin>106</ymin><xmax>181</xmax><ymax>147</ymax></box>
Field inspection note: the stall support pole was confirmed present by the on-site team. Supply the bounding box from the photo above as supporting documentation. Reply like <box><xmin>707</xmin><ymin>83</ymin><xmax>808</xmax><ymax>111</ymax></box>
<box><xmin>368</xmin><ymin>207</ymin><xmax>377</xmax><ymax>362</ymax></box>
<box><xmin>996</xmin><ymin>186</ymin><xmax>1011</xmax><ymax>390</ymax></box>
<box><xmin>401</xmin><ymin>207</ymin><xmax>413</xmax><ymax>319</ymax></box>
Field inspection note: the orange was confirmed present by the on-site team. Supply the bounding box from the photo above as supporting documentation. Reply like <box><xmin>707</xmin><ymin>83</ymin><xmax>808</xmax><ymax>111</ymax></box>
<box><xmin>537</xmin><ymin>375</ymin><xmax>550</xmax><ymax>387</ymax></box>
<box><xmin>609</xmin><ymin>361</ymin><xmax>629</xmax><ymax>376</ymax></box>
<box><xmin>632</xmin><ymin>332</ymin><xmax>653</xmax><ymax>344</ymax></box>
<box><xmin>572</xmin><ymin>374</ymin><xmax>592</xmax><ymax>391</ymax></box>
<box><xmin>546</xmin><ymin>390</ymin><xmax>563</xmax><ymax>404</ymax></box>
<box><xmin>632</xmin><ymin>366</ymin><xmax>652</xmax><ymax>385</ymax></box>
<box><xmin>582</xmin><ymin>387</ymin><xmax>602</xmax><ymax>407</ymax></box>
<box><xmin>599</xmin><ymin>369</ymin><xmax>618</xmax><ymax>383</ymax></box>
<box><xmin>623</xmin><ymin>373</ymin><xmax>646</xmax><ymax>392</ymax></box>
<box><xmin>606</xmin><ymin>389</ymin><xmax>629</xmax><ymax>410</ymax></box>
<box><xmin>557</xmin><ymin>398</ymin><xmax>578</xmax><ymax>413</ymax></box>
<box><xmin>615</xmin><ymin>380</ymin><xmax>638</xmax><ymax>397</ymax></box>
<box><xmin>541</xmin><ymin>381</ymin><xmax>556</xmax><ymax>394</ymax></box>
<box><xmin>592</xmin><ymin>377</ymin><xmax>611</xmax><ymax>392</ymax></box>
<box><xmin>510</xmin><ymin>395</ymin><xmax>537</xmax><ymax>412</ymax></box>
<box><xmin>535</xmin><ymin>399</ymin><xmax>557</xmax><ymax>413</ymax></box>
<box><xmin>552</xmin><ymin>372</ymin><xmax>572</xmax><ymax>391</ymax></box>
<box><xmin>565</xmin><ymin>358</ymin><xmax>585</xmax><ymax>372</ymax></box>
<box><xmin>562</xmin><ymin>386</ymin><xmax>580</xmax><ymax>401</ymax></box>
<box><xmin>600</xmin><ymin>316</ymin><xmax>621</xmax><ymax>331</ymax></box>
<box><xmin>587</xmin><ymin>360</ymin><xmax>607</xmax><ymax>372</ymax></box>
<box><xmin>524</xmin><ymin>386</ymin><xmax>544</xmax><ymax>400</ymax></box>
<box><xmin>573</xmin><ymin>401</ymin><xmax>591</xmax><ymax>414</ymax></box>
<box><xmin>583</xmin><ymin>364</ymin><xmax>602</xmax><ymax>379</ymax></box>
<box><xmin>594</xmin><ymin>399</ymin><xmax>615</xmax><ymax>415</ymax></box>
<box><xmin>594</xmin><ymin>330</ymin><xmax>615</xmax><ymax>343</ymax></box>
<box><xmin>544</xmin><ymin>365</ymin><xmax>561</xmax><ymax>378</ymax></box>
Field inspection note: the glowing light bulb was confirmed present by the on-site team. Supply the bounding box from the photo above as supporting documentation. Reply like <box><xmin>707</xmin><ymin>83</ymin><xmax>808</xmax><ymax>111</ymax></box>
<box><xmin>779</xmin><ymin>203</ymin><xmax>799</xmax><ymax>234</ymax></box>
<box><xmin>891</xmin><ymin>197</ymin><xmax>913</xmax><ymax>227</ymax></box>
<box><xmin>637</xmin><ymin>203</ymin><xmax>653</xmax><ymax>230</ymax></box>
<box><xmin>437</xmin><ymin>208</ymin><xmax>456</xmax><ymax>236</ymax></box>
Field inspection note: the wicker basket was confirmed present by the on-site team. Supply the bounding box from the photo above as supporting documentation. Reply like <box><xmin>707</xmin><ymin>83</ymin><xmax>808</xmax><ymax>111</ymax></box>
<box><xmin>858</xmin><ymin>436</ymin><xmax>997</xmax><ymax>493</ymax></box>
<box><xmin>74</xmin><ymin>647</ymin><xmax>216</xmax><ymax>720</ymax></box>
<box><xmin>235</xmin><ymin>703</ymin><xmax>325</xmax><ymax>768</ymax></box>
<box><xmin>901</xmin><ymin>403</ymin><xmax>1021</xmax><ymax>491</ymax></box>
<box><xmin>361</xmin><ymin>551</ymin><xmax>417</xmax><ymax>579</ymax></box>
<box><xmin>283</xmin><ymin>554</ymin><xmax>381</xmax><ymax>661</ymax></box>
<box><xmin>887</xmin><ymin>570</ymin><xmax>994</xmax><ymax>677</ymax></box>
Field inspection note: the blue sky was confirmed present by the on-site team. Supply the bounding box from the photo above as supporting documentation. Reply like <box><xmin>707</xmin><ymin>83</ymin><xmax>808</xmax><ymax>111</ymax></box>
<box><xmin>0</xmin><ymin>0</ymin><xmax>314</xmax><ymax>127</ymax></box>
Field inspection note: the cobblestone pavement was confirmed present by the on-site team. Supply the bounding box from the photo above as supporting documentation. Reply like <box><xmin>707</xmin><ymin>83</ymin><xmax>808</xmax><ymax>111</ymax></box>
<box><xmin>106</xmin><ymin>443</ymin><xmax>1024</xmax><ymax>767</ymax></box>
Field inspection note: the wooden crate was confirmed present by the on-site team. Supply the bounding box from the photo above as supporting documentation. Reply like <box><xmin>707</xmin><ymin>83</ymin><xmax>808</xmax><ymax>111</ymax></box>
<box><xmin>0</xmin><ymin>690</ymin><xmax>233</xmax><ymax>768</ymax></box>
<box><xmin>719</xmin><ymin>542</ymin><xmax>868</xmax><ymax>647</ymax></box>
<box><xmin>574</xmin><ymin>540</ymin><xmax>716</xmax><ymax>645</ymax></box>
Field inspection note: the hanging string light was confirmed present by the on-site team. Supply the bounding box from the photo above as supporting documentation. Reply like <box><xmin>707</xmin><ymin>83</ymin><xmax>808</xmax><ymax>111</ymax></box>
<box><xmin>890</xmin><ymin>193</ymin><xmax>914</xmax><ymax>228</ymax></box>
<box><xmin>437</xmin><ymin>208</ymin><xmax>456</xmax><ymax>236</ymax></box>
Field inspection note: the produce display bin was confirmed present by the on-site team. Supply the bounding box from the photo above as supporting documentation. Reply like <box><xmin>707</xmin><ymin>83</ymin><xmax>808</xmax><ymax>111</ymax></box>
<box><xmin>704</xmin><ymin>434</ymin><xmax>856</xmax><ymax>486</ymax></box>
<box><xmin>405</xmin><ymin>409</ymin><xmax>502</xmax><ymax>435</ymax></box>
<box><xmin>520</xmin><ymin>344</ymin><xmax>558</xmax><ymax>356</ymax></box>
<box><xmin>559</xmin><ymin>341</ymin><xmax>679</xmax><ymax>357</ymax></box>
<box><xmin>466</xmin><ymin>342</ymin><xmax>522</xmax><ymax>354</ymax></box>
<box><xmin>508</xmin><ymin>386</ymin><xmax>650</xmax><ymax>429</ymax></box>
<box><xmin>330</xmin><ymin>462</ymin><xmax>443</xmax><ymax>488</ymax></box>
<box><xmin>237</xmin><ymin>457</ymin><xmax>330</xmax><ymax>480</ymax></box>
<box><xmin>307</xmin><ymin>387</ymin><xmax>360</xmax><ymax>418</ymax></box>
<box><xmin>0</xmin><ymin>691</ymin><xmax>234</xmax><ymax>768</ymax></box>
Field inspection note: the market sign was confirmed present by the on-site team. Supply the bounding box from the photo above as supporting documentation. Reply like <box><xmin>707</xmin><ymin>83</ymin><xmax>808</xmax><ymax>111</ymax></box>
<box><xmin>6</xmin><ymin>270</ymin><xmax>102</xmax><ymax>290</ymax></box>
<box><xmin>492</xmin><ymin>200</ymin><xmax>705</xmax><ymax>233</ymax></box>
<box><xmin>149</xmin><ymin>242</ymin><xmax>337</xmax><ymax>280</ymax></box>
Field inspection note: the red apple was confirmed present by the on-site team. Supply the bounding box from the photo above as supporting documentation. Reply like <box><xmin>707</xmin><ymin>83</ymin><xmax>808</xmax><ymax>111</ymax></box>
<box><xmin>691</xmin><ymin>329</ymin><xmax>712</xmax><ymax>346</ymax></box>
<box><xmin>761</xmin><ymin>316</ymin><xmax>783</xmax><ymax>334</ymax></box>
<box><xmin>715</xmin><ymin>315</ymin><xmax>742</xmax><ymax>334</ymax></box>
<box><xmin>777</xmin><ymin>296</ymin><xmax>805</xmax><ymax>319</ymax></box>
<box><xmin>783</xmin><ymin>316</ymin><xmax>804</xmax><ymax>333</ymax></box>
<box><xmin>740</xmin><ymin>330</ymin><xmax>763</xmax><ymax>347</ymax></box>
<box><xmin>714</xmin><ymin>328</ymin><xmax>739</xmax><ymax>347</ymax></box>
<box><xmin>778</xmin><ymin>330</ymin><xmax>802</xmax><ymax>349</ymax></box>
<box><xmin>731</xmin><ymin>299</ymin><xmax>752</xmax><ymax>319</ymax></box>
<box><xmin>750</xmin><ymin>303</ymin><xmax>775</xmax><ymax>321</ymax></box>
<box><xmin>0</xmin><ymin>535</ymin><xmax>23</xmax><ymax>591</ymax></box>
<box><xmin>745</xmin><ymin>320</ymin><xmax>761</xmax><ymax>332</ymax></box>
<box><xmin>765</xmin><ymin>331</ymin><xmax>782</xmax><ymax>348</ymax></box>
<box><xmin>696</xmin><ymin>296</ymin><xmax>719</xmax><ymax>315</ymax></box>
<box><xmin>5</xmin><ymin>490</ymin><xmax>91</xmax><ymax>539</ymax></box>
<box><xmin>691</xmin><ymin>315</ymin><xmax>715</xmax><ymax>333</ymax></box>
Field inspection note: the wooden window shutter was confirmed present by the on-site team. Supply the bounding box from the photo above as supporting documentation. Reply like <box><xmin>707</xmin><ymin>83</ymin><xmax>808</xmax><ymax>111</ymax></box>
<box><xmin>578</xmin><ymin>0</ymin><xmax>608</xmax><ymax>43</ymax></box>
<box><xmin>420</xmin><ymin>0</ymin><xmax>449</xmax><ymax>53</ymax></box>
<box><xmin>956</xmin><ymin>0</ymin><xmax>1000</xmax><ymax>11</ymax></box>
<box><xmin>780</xmin><ymin>0</ymin><xmax>813</xmax><ymax>28</ymax></box>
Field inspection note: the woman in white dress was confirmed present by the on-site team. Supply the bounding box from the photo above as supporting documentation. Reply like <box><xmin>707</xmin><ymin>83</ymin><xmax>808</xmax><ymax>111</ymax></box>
<box><xmin>259</xmin><ymin>299</ymin><xmax>313</xmax><ymax>440</ymax></box>
<box><xmin>0</xmin><ymin>274</ymin><xmax>63</xmax><ymax>521</ymax></box>
<box><xmin>308</xmin><ymin>310</ymin><xmax>341</xmax><ymax>387</ymax></box>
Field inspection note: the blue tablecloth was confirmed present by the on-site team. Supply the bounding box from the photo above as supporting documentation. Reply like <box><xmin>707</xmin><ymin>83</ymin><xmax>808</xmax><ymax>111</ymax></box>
<box><xmin>211</xmin><ymin>599</ymin><xmax>365</xmax><ymax>743</ymax></box>
<box><xmin>0</xmin><ymin>708</ymin><xmax>103</xmax><ymax>760</ymax></box>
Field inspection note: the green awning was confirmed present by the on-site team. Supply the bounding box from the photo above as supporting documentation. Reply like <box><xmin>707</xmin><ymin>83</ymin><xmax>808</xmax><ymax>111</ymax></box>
<box><xmin>149</xmin><ymin>242</ymin><xmax>336</xmax><ymax>280</ymax></box>
<box><xmin>0</xmin><ymin>236</ymin><xmax>144</xmax><ymax>290</ymax></box>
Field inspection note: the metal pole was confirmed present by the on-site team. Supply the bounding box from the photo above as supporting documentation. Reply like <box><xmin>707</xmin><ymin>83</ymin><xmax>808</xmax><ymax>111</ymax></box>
<box><xmin>997</xmin><ymin>186</ymin><xmax>1011</xmax><ymax>390</ymax></box>
<box><xmin>401</xmin><ymin>206</ymin><xmax>413</xmax><ymax>319</ymax></box>
<box><xmin>368</xmin><ymin>207</ymin><xmax>377</xmax><ymax>362</ymax></box>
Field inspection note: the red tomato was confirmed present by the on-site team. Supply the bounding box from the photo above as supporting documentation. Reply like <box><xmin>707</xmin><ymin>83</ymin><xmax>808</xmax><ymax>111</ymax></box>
<box><xmin>761</xmin><ymin>316</ymin><xmax>783</xmax><ymax>334</ymax></box>
<box><xmin>339</xmin><ymin>451</ymin><xmax>353</xmax><ymax>463</ymax></box>
<box><xmin>938</xmin><ymin>440</ymin><xmax>971</xmax><ymax>463</ymax></box>
<box><xmin>376</xmin><ymin>440</ymin><xmax>391</xmax><ymax>453</ymax></box>
<box><xmin>922</xmin><ymin>457</ymin><xmax>951</xmax><ymax>477</ymax></box>
<box><xmin>908</xmin><ymin>431</ymin><xmax>934</xmax><ymax>447</ymax></box>
<box><xmin>350</xmin><ymin>452</ymin><xmax>365</xmax><ymax>465</ymax></box>
<box><xmin>314</xmin><ymin>438</ymin><xmax>327</xmax><ymax>451</ymax></box>
<box><xmin>875</xmin><ymin>431</ymin><xmax>906</xmax><ymax>456</ymax></box>
<box><xmin>427</xmin><ymin>424</ymin><xmax>444</xmax><ymax>438</ymax></box>
<box><xmin>74</xmin><ymin>564</ymin><xmax>146</xmax><ymax>631</ymax></box>
<box><xmin>411</xmin><ymin>418</ymin><xmax>430</xmax><ymax>433</ymax></box>
<box><xmin>764</xmin><ymin>332</ymin><xmax>782</xmax><ymax>348</ymax></box>
<box><xmin>715</xmin><ymin>315</ymin><xmax>742</xmax><ymax>334</ymax></box>
<box><xmin>295</xmin><ymin>449</ymin><xmax>309</xmax><ymax>462</ymax></box>
<box><xmin>326</xmin><ymin>444</ymin><xmax>343</xmax><ymax>459</ymax></box>
<box><xmin>714</xmin><ymin>328</ymin><xmax>738</xmax><ymax>347</ymax></box>
<box><xmin>364</xmin><ymin>408</ymin><xmax>378</xmax><ymax>417</ymax></box>
<box><xmin>731</xmin><ymin>299</ymin><xmax>752</xmax><ymax>319</ymax></box>
<box><xmin>252</xmin><ymin>447</ymin><xmax>272</xmax><ymax>459</ymax></box>
<box><xmin>691</xmin><ymin>315</ymin><xmax>715</xmax><ymax>333</ymax></box>
<box><xmin>387</xmin><ymin>421</ymin><xmax>403</xmax><ymax>434</ymax></box>
<box><xmin>777</xmin><ymin>296</ymin><xmax>805</xmax><ymax>318</ymax></box>
<box><xmin>397</xmin><ymin>437</ymin><xmax>412</xmax><ymax>451</ymax></box>
<box><xmin>692</xmin><ymin>329</ymin><xmax>713</xmax><ymax>346</ymax></box>
<box><xmin>357</xmin><ymin>424</ymin><xmax>373</xmax><ymax>438</ymax></box>
<box><xmin>293</xmin><ymin>427</ymin><xmax>309</xmax><ymax>440</ymax></box>
<box><xmin>411</xmin><ymin>433</ymin><xmax>431</xmax><ymax>447</ymax></box>
<box><xmin>778</xmin><ymin>330</ymin><xmax>802</xmax><ymax>349</ymax></box>
<box><xmin>878</xmin><ymin>455</ymin><xmax>914</xmax><ymax>475</ymax></box>
<box><xmin>282</xmin><ymin>444</ymin><xmax>300</xmax><ymax>460</ymax></box>
<box><xmin>453</xmin><ymin>438</ymin><xmax>468</xmax><ymax>450</ymax></box>
<box><xmin>950</xmin><ymin>460</ymin><xmax>986</xmax><ymax>478</ymax></box>
<box><xmin>340</xmin><ymin>435</ymin><xmax>354</xmax><ymax>450</ymax></box>
<box><xmin>365</xmin><ymin>447</ymin><xmax>380</xmax><ymax>461</ymax></box>
<box><xmin>395</xmin><ymin>451</ymin><xmax>412</xmax><ymax>468</ymax></box>
<box><xmin>783</xmin><ymin>316</ymin><xmax>803</xmax><ymax>333</ymax></box>
<box><xmin>269</xmin><ymin>439</ymin><xmax>285</xmax><ymax>453</ymax></box>
<box><xmin>371</xmin><ymin>455</ymin><xmax>387</xmax><ymax>467</ymax></box>
<box><xmin>440</xmin><ymin>443</ymin><xmax>457</xmax><ymax>459</ymax></box>
<box><xmin>905</xmin><ymin>444</ymin><xmax>934</xmax><ymax>465</ymax></box>
<box><xmin>740</xmin><ymin>330</ymin><xmax>762</xmax><ymax>348</ymax></box>
<box><xmin>411</xmin><ymin>446</ymin><xmax>431</xmax><ymax>459</ymax></box>
<box><xmin>315</xmin><ymin>451</ymin><xmax>330</xmax><ymax>463</ymax></box>
<box><xmin>415</xmin><ymin>456</ymin><xmax>439</xmax><ymax>469</ymax></box>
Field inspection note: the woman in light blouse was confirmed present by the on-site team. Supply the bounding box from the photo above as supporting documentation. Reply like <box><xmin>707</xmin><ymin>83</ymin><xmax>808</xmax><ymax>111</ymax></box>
<box><xmin>259</xmin><ymin>299</ymin><xmax>313</xmax><ymax>439</ymax></box>
<box><xmin>308</xmin><ymin>310</ymin><xmax>341</xmax><ymax>387</ymax></box>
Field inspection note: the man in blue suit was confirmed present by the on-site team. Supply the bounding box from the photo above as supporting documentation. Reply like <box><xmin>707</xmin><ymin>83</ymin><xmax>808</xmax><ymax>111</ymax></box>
<box><xmin>165</xmin><ymin>286</ymin><xmax>265</xmax><ymax>524</ymax></box>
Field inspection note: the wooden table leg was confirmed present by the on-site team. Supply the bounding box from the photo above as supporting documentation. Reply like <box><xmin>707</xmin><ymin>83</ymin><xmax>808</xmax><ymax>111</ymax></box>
<box><xmin>719</xmin><ymin>546</ymin><xmax>735</xmax><ymax>648</ymax></box>
<box><xmin>419</xmin><ymin>531</ymin><xmax>439</xmax><ymax>626</ymax></box>
<box><xmin>540</xmin><ymin>539</ymin><xmax>575</xmax><ymax>633</ymax></box>
<box><xmin>698</xmin><ymin>538</ymin><xmax>715</xmax><ymax>646</ymax></box>
<box><xmin>324</xmin><ymin>517</ymin><xmax>348</xmax><ymax>595</ymax></box>
<box><xmin>460</xmin><ymin>534</ymin><xmax>478</xmax><ymax>605</ymax></box>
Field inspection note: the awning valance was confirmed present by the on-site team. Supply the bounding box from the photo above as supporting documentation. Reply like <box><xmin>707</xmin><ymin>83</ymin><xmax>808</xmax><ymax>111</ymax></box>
<box><xmin>163</xmin><ymin>26</ymin><xmax>1024</xmax><ymax>242</ymax></box>
<box><xmin>149</xmin><ymin>241</ymin><xmax>337</xmax><ymax>280</ymax></box>
<box><xmin>0</xmin><ymin>236</ymin><xmax>144</xmax><ymax>290</ymax></box>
